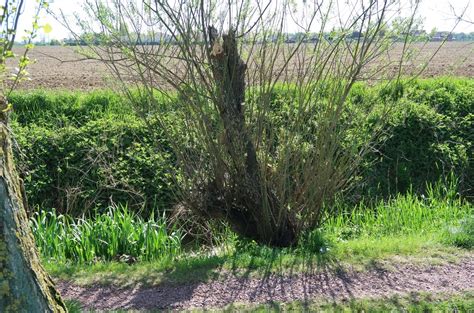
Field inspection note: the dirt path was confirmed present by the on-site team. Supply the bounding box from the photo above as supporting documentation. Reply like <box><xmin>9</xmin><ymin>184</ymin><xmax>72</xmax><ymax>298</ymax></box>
<box><xmin>57</xmin><ymin>258</ymin><xmax>474</xmax><ymax>311</ymax></box>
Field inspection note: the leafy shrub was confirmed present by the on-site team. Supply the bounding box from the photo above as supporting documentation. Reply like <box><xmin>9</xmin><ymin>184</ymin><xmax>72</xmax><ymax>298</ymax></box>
<box><xmin>359</xmin><ymin>78</ymin><xmax>473</xmax><ymax>199</ymax></box>
<box><xmin>249</xmin><ymin>78</ymin><xmax>473</xmax><ymax>200</ymax></box>
<box><xmin>11</xmin><ymin>91</ymin><xmax>176</xmax><ymax>216</ymax></box>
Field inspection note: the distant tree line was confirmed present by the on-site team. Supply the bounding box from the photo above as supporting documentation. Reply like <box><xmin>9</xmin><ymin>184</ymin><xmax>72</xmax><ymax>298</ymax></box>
<box><xmin>22</xmin><ymin>31</ymin><xmax>474</xmax><ymax>46</ymax></box>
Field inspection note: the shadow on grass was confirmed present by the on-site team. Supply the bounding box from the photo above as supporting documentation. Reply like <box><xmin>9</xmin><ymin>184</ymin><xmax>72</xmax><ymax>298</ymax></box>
<box><xmin>57</xmin><ymin>240</ymin><xmax>374</xmax><ymax>310</ymax></box>
<box><xmin>54</xmin><ymin>232</ymin><xmax>472</xmax><ymax>311</ymax></box>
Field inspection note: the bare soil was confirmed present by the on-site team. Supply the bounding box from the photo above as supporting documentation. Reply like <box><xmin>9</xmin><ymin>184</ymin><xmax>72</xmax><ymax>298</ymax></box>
<box><xmin>56</xmin><ymin>256</ymin><xmax>474</xmax><ymax>311</ymax></box>
<box><xmin>9</xmin><ymin>42</ymin><xmax>474</xmax><ymax>91</ymax></box>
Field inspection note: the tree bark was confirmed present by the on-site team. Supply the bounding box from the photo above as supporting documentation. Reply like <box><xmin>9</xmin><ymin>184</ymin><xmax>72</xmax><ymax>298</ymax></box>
<box><xmin>207</xmin><ymin>28</ymin><xmax>296</xmax><ymax>246</ymax></box>
<box><xmin>0</xmin><ymin>111</ymin><xmax>67</xmax><ymax>312</ymax></box>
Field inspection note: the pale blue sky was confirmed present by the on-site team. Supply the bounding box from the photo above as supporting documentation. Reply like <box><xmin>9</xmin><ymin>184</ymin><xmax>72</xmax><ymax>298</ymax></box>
<box><xmin>16</xmin><ymin>0</ymin><xmax>474</xmax><ymax>41</ymax></box>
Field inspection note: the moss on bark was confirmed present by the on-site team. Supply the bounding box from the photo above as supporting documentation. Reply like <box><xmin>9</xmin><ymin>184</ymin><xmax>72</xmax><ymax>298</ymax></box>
<box><xmin>0</xmin><ymin>115</ymin><xmax>67</xmax><ymax>312</ymax></box>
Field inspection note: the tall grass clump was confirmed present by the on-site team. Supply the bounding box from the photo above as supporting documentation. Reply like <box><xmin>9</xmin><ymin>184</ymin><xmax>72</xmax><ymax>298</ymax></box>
<box><xmin>324</xmin><ymin>179</ymin><xmax>473</xmax><ymax>242</ymax></box>
<box><xmin>31</xmin><ymin>205</ymin><xmax>183</xmax><ymax>263</ymax></box>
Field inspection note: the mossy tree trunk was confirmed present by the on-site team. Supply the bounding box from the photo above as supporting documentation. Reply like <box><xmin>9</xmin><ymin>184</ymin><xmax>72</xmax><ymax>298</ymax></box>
<box><xmin>0</xmin><ymin>110</ymin><xmax>67</xmax><ymax>312</ymax></box>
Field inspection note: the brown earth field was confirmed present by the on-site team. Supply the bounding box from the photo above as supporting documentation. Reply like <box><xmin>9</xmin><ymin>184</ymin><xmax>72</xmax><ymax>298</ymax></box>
<box><xmin>9</xmin><ymin>41</ymin><xmax>474</xmax><ymax>91</ymax></box>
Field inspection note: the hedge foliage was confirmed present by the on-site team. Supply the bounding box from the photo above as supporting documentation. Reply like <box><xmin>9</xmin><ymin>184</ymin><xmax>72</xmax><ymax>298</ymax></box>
<box><xmin>362</xmin><ymin>78</ymin><xmax>473</xmax><ymax>199</ymax></box>
<box><xmin>10</xmin><ymin>91</ymin><xmax>176</xmax><ymax>215</ymax></box>
<box><xmin>260</xmin><ymin>78</ymin><xmax>473</xmax><ymax>200</ymax></box>
<box><xmin>10</xmin><ymin>77</ymin><xmax>473</xmax><ymax>216</ymax></box>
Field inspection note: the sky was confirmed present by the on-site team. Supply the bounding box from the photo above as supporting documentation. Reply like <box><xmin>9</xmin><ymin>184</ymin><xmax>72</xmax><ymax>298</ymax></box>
<box><xmin>15</xmin><ymin>0</ymin><xmax>474</xmax><ymax>41</ymax></box>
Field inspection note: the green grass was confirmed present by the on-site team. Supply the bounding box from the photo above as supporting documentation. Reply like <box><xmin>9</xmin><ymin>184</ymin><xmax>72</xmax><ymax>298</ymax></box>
<box><xmin>39</xmin><ymin>181</ymin><xmax>473</xmax><ymax>287</ymax></box>
<box><xmin>324</xmin><ymin>178</ymin><xmax>466</xmax><ymax>239</ymax></box>
<box><xmin>31</xmin><ymin>205</ymin><xmax>183</xmax><ymax>263</ymax></box>
<box><xmin>44</xmin><ymin>238</ymin><xmax>469</xmax><ymax>288</ymax></box>
<box><xmin>9</xmin><ymin>89</ymin><xmax>133</xmax><ymax>127</ymax></box>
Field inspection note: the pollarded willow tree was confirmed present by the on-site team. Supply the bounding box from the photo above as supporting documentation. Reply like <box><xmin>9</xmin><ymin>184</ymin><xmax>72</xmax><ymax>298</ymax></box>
<box><xmin>0</xmin><ymin>1</ymin><xmax>67</xmax><ymax>312</ymax></box>
<box><xmin>68</xmin><ymin>0</ymin><xmax>429</xmax><ymax>246</ymax></box>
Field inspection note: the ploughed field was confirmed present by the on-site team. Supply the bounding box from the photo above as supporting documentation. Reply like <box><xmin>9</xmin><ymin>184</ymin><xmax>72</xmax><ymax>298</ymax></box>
<box><xmin>10</xmin><ymin>41</ymin><xmax>474</xmax><ymax>90</ymax></box>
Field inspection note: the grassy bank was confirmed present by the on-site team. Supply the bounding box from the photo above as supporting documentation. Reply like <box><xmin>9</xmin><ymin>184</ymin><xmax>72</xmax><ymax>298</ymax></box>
<box><xmin>38</xmin><ymin>181</ymin><xmax>472</xmax><ymax>287</ymax></box>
